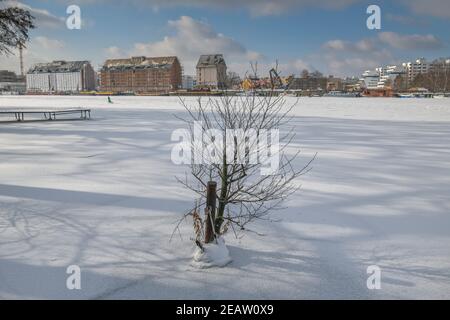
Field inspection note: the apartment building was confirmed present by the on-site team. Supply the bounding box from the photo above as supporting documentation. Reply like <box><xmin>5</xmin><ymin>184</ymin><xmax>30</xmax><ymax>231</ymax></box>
<box><xmin>196</xmin><ymin>54</ymin><xmax>227</xmax><ymax>89</ymax></box>
<box><xmin>403</xmin><ymin>58</ymin><xmax>429</xmax><ymax>83</ymax></box>
<box><xmin>290</xmin><ymin>76</ymin><xmax>328</xmax><ymax>91</ymax></box>
<box><xmin>182</xmin><ymin>75</ymin><xmax>195</xmax><ymax>90</ymax></box>
<box><xmin>99</xmin><ymin>56</ymin><xmax>182</xmax><ymax>93</ymax></box>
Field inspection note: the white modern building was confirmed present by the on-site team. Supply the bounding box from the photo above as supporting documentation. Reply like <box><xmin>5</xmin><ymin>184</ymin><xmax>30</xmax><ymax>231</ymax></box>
<box><xmin>376</xmin><ymin>65</ymin><xmax>406</xmax><ymax>88</ymax></box>
<box><xmin>196</xmin><ymin>54</ymin><xmax>227</xmax><ymax>89</ymax></box>
<box><xmin>26</xmin><ymin>60</ymin><xmax>96</xmax><ymax>93</ymax></box>
<box><xmin>361</xmin><ymin>64</ymin><xmax>407</xmax><ymax>89</ymax></box>
<box><xmin>361</xmin><ymin>70</ymin><xmax>380</xmax><ymax>89</ymax></box>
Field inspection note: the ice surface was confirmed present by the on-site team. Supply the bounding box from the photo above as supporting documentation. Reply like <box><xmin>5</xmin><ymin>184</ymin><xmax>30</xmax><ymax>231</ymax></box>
<box><xmin>1</xmin><ymin>95</ymin><xmax>450</xmax><ymax>299</ymax></box>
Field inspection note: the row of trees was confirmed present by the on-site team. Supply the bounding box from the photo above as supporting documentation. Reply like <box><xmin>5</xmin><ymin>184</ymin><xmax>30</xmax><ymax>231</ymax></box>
<box><xmin>410</xmin><ymin>60</ymin><xmax>450</xmax><ymax>92</ymax></box>
<box><xmin>392</xmin><ymin>59</ymin><xmax>450</xmax><ymax>93</ymax></box>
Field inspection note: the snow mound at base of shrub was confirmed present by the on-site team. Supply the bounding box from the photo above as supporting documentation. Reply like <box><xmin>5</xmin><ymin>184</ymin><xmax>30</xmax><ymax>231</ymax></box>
<box><xmin>191</xmin><ymin>237</ymin><xmax>232</xmax><ymax>269</ymax></box>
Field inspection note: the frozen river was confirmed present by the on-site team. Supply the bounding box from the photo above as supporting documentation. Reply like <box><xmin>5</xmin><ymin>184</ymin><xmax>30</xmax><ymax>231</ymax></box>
<box><xmin>1</xmin><ymin>95</ymin><xmax>450</xmax><ymax>299</ymax></box>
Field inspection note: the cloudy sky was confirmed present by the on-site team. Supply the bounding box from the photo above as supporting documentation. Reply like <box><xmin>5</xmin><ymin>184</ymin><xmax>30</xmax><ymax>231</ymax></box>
<box><xmin>1</xmin><ymin>0</ymin><xmax>449</xmax><ymax>77</ymax></box>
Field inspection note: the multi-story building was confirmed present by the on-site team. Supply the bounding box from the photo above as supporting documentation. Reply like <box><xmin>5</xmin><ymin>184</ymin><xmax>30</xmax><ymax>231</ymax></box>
<box><xmin>361</xmin><ymin>57</ymin><xmax>449</xmax><ymax>92</ymax></box>
<box><xmin>196</xmin><ymin>54</ymin><xmax>227</xmax><ymax>89</ymax></box>
<box><xmin>342</xmin><ymin>77</ymin><xmax>362</xmax><ymax>92</ymax></box>
<box><xmin>26</xmin><ymin>60</ymin><xmax>96</xmax><ymax>93</ymax></box>
<box><xmin>100</xmin><ymin>56</ymin><xmax>182</xmax><ymax>93</ymax></box>
<box><xmin>326</xmin><ymin>76</ymin><xmax>344</xmax><ymax>91</ymax></box>
<box><xmin>290</xmin><ymin>74</ymin><xmax>328</xmax><ymax>92</ymax></box>
<box><xmin>0</xmin><ymin>70</ymin><xmax>26</xmax><ymax>94</ymax></box>
<box><xmin>361</xmin><ymin>70</ymin><xmax>381</xmax><ymax>89</ymax></box>
<box><xmin>182</xmin><ymin>75</ymin><xmax>195</xmax><ymax>90</ymax></box>
<box><xmin>376</xmin><ymin>65</ymin><xmax>406</xmax><ymax>88</ymax></box>
<box><xmin>290</xmin><ymin>73</ymin><xmax>346</xmax><ymax>93</ymax></box>
<box><xmin>403</xmin><ymin>58</ymin><xmax>429</xmax><ymax>84</ymax></box>
<box><xmin>0</xmin><ymin>70</ymin><xmax>23</xmax><ymax>82</ymax></box>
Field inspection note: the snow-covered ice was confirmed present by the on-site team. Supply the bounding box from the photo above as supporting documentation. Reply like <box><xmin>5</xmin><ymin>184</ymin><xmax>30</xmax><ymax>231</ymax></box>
<box><xmin>192</xmin><ymin>237</ymin><xmax>232</xmax><ymax>269</ymax></box>
<box><xmin>1</xmin><ymin>95</ymin><xmax>450</xmax><ymax>299</ymax></box>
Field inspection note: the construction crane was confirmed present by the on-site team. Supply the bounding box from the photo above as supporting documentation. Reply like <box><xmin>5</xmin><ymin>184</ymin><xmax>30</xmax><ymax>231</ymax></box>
<box><xmin>17</xmin><ymin>41</ymin><xmax>25</xmax><ymax>77</ymax></box>
<box><xmin>269</xmin><ymin>68</ymin><xmax>282</xmax><ymax>89</ymax></box>
<box><xmin>269</xmin><ymin>68</ymin><xmax>293</xmax><ymax>90</ymax></box>
<box><xmin>241</xmin><ymin>65</ymin><xmax>294</xmax><ymax>91</ymax></box>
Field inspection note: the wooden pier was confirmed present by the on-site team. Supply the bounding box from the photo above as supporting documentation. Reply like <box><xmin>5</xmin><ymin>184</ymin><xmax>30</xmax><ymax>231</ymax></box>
<box><xmin>0</xmin><ymin>108</ymin><xmax>91</xmax><ymax>122</ymax></box>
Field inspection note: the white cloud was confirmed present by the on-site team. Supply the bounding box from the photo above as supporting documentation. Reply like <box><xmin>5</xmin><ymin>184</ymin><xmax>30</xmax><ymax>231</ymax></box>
<box><xmin>355</xmin><ymin>39</ymin><xmax>375</xmax><ymax>52</ymax></box>
<box><xmin>325</xmin><ymin>32</ymin><xmax>444</xmax><ymax>53</ymax></box>
<box><xmin>322</xmin><ymin>39</ymin><xmax>389</xmax><ymax>76</ymax></box>
<box><xmin>227</xmin><ymin>59</ymin><xmax>313</xmax><ymax>78</ymax></box>
<box><xmin>320</xmin><ymin>32</ymin><xmax>445</xmax><ymax>76</ymax></box>
<box><xmin>323</xmin><ymin>39</ymin><xmax>376</xmax><ymax>53</ymax></box>
<box><xmin>104</xmin><ymin>46</ymin><xmax>126</xmax><ymax>59</ymax></box>
<box><xmin>69</xmin><ymin>0</ymin><xmax>361</xmax><ymax>16</ymax></box>
<box><xmin>224</xmin><ymin>0</ymin><xmax>360</xmax><ymax>16</ymax></box>
<box><xmin>322</xmin><ymin>49</ymin><xmax>394</xmax><ymax>77</ymax></box>
<box><xmin>386</xmin><ymin>14</ymin><xmax>429</xmax><ymax>27</ymax></box>
<box><xmin>0</xmin><ymin>36</ymin><xmax>69</xmax><ymax>73</ymax></box>
<box><xmin>401</xmin><ymin>0</ymin><xmax>450</xmax><ymax>19</ymax></box>
<box><xmin>287</xmin><ymin>59</ymin><xmax>311</xmax><ymax>72</ymax></box>
<box><xmin>107</xmin><ymin>16</ymin><xmax>262</xmax><ymax>75</ymax></box>
<box><xmin>378</xmin><ymin>32</ymin><xmax>444</xmax><ymax>50</ymax></box>
<box><xmin>276</xmin><ymin>59</ymin><xmax>313</xmax><ymax>76</ymax></box>
<box><xmin>73</xmin><ymin>0</ymin><xmax>450</xmax><ymax>18</ymax></box>
<box><xmin>323</xmin><ymin>40</ymin><xmax>348</xmax><ymax>51</ymax></box>
<box><xmin>33</xmin><ymin>36</ymin><xmax>65</xmax><ymax>50</ymax></box>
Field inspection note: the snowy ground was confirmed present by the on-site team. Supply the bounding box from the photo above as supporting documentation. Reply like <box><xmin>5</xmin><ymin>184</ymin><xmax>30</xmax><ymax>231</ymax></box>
<box><xmin>1</xmin><ymin>95</ymin><xmax>450</xmax><ymax>299</ymax></box>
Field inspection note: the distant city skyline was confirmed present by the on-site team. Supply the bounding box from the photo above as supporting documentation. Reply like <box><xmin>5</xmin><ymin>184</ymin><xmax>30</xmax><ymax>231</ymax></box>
<box><xmin>0</xmin><ymin>0</ymin><xmax>449</xmax><ymax>77</ymax></box>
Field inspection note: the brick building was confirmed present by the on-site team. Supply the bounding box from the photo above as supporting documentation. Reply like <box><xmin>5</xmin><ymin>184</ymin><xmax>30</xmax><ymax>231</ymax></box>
<box><xmin>290</xmin><ymin>76</ymin><xmax>328</xmax><ymax>91</ymax></box>
<box><xmin>99</xmin><ymin>56</ymin><xmax>182</xmax><ymax>93</ymax></box>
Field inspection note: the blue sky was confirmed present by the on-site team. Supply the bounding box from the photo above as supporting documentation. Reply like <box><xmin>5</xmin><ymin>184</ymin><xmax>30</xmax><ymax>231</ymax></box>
<box><xmin>1</xmin><ymin>0</ymin><xmax>450</xmax><ymax>77</ymax></box>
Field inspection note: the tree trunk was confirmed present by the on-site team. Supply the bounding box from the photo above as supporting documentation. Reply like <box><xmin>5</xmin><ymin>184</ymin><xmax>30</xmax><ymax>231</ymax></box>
<box><xmin>215</xmin><ymin>152</ymin><xmax>228</xmax><ymax>234</ymax></box>
<box><xmin>204</xmin><ymin>181</ymin><xmax>217</xmax><ymax>243</ymax></box>
<box><xmin>216</xmin><ymin>176</ymin><xmax>227</xmax><ymax>233</ymax></box>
